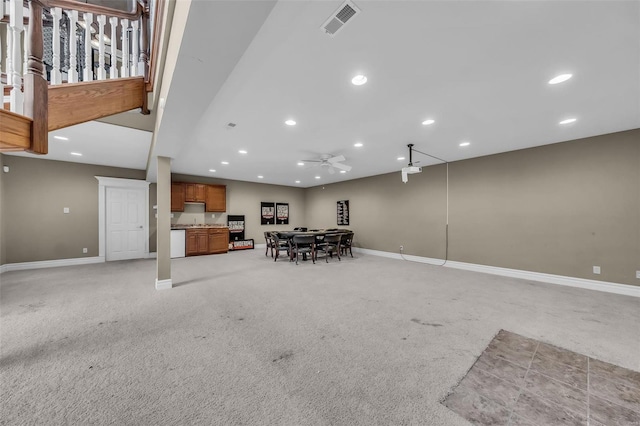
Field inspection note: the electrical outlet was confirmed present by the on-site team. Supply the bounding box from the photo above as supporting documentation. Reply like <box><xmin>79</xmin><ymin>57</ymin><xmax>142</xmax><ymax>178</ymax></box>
<box><xmin>63</xmin><ymin>207</ymin><xmax>70</xmax><ymax>214</ymax></box>
<box><xmin>636</xmin><ymin>271</ymin><xmax>640</xmax><ymax>279</ymax></box>
<box><xmin>82</xmin><ymin>248</ymin><xmax>88</xmax><ymax>254</ymax></box>
<box><xmin>593</xmin><ymin>266</ymin><xmax>601</xmax><ymax>275</ymax></box>
<box><xmin>400</xmin><ymin>245</ymin><xmax>404</xmax><ymax>251</ymax></box>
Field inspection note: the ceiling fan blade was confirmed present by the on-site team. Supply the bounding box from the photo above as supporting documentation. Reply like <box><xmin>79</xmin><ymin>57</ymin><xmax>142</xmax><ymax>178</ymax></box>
<box><xmin>328</xmin><ymin>167</ymin><xmax>335</xmax><ymax>175</ymax></box>
<box><xmin>328</xmin><ymin>155</ymin><xmax>345</xmax><ymax>163</ymax></box>
<box><xmin>332</xmin><ymin>162</ymin><xmax>352</xmax><ymax>171</ymax></box>
<box><xmin>301</xmin><ymin>159</ymin><xmax>322</xmax><ymax>163</ymax></box>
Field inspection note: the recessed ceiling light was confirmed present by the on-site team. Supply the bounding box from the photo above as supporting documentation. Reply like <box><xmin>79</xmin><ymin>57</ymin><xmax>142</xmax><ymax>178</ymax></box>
<box><xmin>54</xmin><ymin>136</ymin><xmax>69</xmax><ymax>141</ymax></box>
<box><xmin>351</xmin><ymin>74</ymin><xmax>367</xmax><ymax>85</ymax></box>
<box><xmin>285</xmin><ymin>119</ymin><xmax>296</xmax><ymax>126</ymax></box>
<box><xmin>340</xmin><ymin>170</ymin><xmax>347</xmax><ymax>174</ymax></box>
<box><xmin>295</xmin><ymin>180</ymin><xmax>301</xmax><ymax>184</ymax></box>
<box><xmin>315</xmin><ymin>176</ymin><xmax>321</xmax><ymax>179</ymax></box>
<box><xmin>70</xmin><ymin>152</ymin><xmax>82</xmax><ymax>156</ymax></box>
<box><xmin>238</xmin><ymin>150</ymin><xmax>247</xmax><ymax>154</ymax></box>
<box><xmin>221</xmin><ymin>161</ymin><xmax>229</xmax><ymax>165</ymax></box>
<box><xmin>548</xmin><ymin>74</ymin><xmax>572</xmax><ymax>85</ymax></box>
<box><xmin>297</xmin><ymin>162</ymin><xmax>304</xmax><ymax>166</ymax></box>
<box><xmin>559</xmin><ymin>118</ymin><xmax>577</xmax><ymax>125</ymax></box>
<box><xmin>422</xmin><ymin>119</ymin><xmax>435</xmax><ymax>126</ymax></box>
<box><xmin>459</xmin><ymin>142</ymin><xmax>470</xmax><ymax>147</ymax></box>
<box><xmin>209</xmin><ymin>169</ymin><xmax>216</xmax><ymax>173</ymax></box>
<box><xmin>397</xmin><ymin>156</ymin><xmax>405</xmax><ymax>161</ymax></box>
<box><xmin>257</xmin><ymin>175</ymin><xmax>263</xmax><ymax>179</ymax></box>
<box><xmin>354</xmin><ymin>142</ymin><xmax>363</xmax><ymax>147</ymax></box>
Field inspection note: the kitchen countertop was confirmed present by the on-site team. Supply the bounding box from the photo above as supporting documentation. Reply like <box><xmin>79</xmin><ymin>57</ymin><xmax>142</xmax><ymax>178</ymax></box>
<box><xmin>171</xmin><ymin>224</ymin><xmax>229</xmax><ymax>229</ymax></box>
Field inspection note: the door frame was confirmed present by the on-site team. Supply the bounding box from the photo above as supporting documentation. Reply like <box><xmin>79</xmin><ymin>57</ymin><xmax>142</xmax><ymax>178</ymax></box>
<box><xmin>96</xmin><ymin>176</ymin><xmax>151</xmax><ymax>261</ymax></box>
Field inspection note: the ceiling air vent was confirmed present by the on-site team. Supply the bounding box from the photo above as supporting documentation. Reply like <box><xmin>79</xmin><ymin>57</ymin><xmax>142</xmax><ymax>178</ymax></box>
<box><xmin>321</xmin><ymin>1</ymin><xmax>360</xmax><ymax>37</ymax></box>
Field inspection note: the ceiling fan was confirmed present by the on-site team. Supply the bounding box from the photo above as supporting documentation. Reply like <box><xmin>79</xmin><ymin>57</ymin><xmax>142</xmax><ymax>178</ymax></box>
<box><xmin>302</xmin><ymin>154</ymin><xmax>352</xmax><ymax>174</ymax></box>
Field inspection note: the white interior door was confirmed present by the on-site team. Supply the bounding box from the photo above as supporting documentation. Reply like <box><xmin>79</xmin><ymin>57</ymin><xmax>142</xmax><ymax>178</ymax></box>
<box><xmin>106</xmin><ymin>187</ymin><xmax>146</xmax><ymax>261</ymax></box>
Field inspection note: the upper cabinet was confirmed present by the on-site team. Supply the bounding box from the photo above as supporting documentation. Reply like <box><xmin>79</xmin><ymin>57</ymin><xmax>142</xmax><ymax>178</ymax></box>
<box><xmin>185</xmin><ymin>183</ymin><xmax>206</xmax><ymax>202</ymax></box>
<box><xmin>205</xmin><ymin>184</ymin><xmax>226</xmax><ymax>212</ymax></box>
<box><xmin>171</xmin><ymin>182</ymin><xmax>226</xmax><ymax>212</ymax></box>
<box><xmin>171</xmin><ymin>183</ymin><xmax>185</xmax><ymax>212</ymax></box>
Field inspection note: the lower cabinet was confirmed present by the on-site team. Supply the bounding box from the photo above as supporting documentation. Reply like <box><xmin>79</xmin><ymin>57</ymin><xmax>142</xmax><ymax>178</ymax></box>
<box><xmin>186</xmin><ymin>228</ymin><xmax>228</xmax><ymax>256</ymax></box>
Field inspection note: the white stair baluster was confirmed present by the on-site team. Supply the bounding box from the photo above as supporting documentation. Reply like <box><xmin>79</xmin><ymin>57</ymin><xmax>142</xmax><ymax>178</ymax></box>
<box><xmin>9</xmin><ymin>0</ymin><xmax>24</xmax><ymax>113</ymax></box>
<box><xmin>109</xmin><ymin>16</ymin><xmax>118</xmax><ymax>79</ymax></box>
<box><xmin>131</xmin><ymin>20</ymin><xmax>139</xmax><ymax>77</ymax></box>
<box><xmin>96</xmin><ymin>14</ymin><xmax>106</xmax><ymax>80</ymax></box>
<box><xmin>121</xmin><ymin>18</ymin><xmax>130</xmax><ymax>77</ymax></box>
<box><xmin>83</xmin><ymin>12</ymin><xmax>93</xmax><ymax>81</ymax></box>
<box><xmin>23</xmin><ymin>21</ymin><xmax>28</xmax><ymax>82</ymax></box>
<box><xmin>5</xmin><ymin>1</ymin><xmax>12</xmax><ymax>92</ymax></box>
<box><xmin>66</xmin><ymin>10</ymin><xmax>78</xmax><ymax>83</ymax></box>
<box><xmin>51</xmin><ymin>7</ymin><xmax>62</xmax><ymax>84</ymax></box>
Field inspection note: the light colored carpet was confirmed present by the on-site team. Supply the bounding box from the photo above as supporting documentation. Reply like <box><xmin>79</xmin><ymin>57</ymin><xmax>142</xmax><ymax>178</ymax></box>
<box><xmin>1</xmin><ymin>251</ymin><xmax>638</xmax><ymax>425</ymax></box>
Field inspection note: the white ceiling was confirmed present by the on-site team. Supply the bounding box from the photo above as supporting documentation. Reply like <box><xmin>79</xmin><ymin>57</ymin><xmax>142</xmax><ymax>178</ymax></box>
<box><xmin>11</xmin><ymin>1</ymin><xmax>639</xmax><ymax>187</ymax></box>
<box><xmin>8</xmin><ymin>120</ymin><xmax>152</xmax><ymax>170</ymax></box>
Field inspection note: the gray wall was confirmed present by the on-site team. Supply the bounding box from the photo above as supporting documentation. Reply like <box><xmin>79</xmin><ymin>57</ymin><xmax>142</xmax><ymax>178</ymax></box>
<box><xmin>171</xmin><ymin>173</ymin><xmax>306</xmax><ymax>244</ymax></box>
<box><xmin>2</xmin><ymin>129</ymin><xmax>638</xmax><ymax>286</ymax></box>
<box><xmin>306</xmin><ymin>129</ymin><xmax>639</xmax><ymax>286</ymax></box>
<box><xmin>1</xmin><ymin>156</ymin><xmax>148</xmax><ymax>264</ymax></box>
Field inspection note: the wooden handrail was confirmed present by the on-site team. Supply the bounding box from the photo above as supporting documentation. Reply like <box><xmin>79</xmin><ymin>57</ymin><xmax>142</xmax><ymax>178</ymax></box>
<box><xmin>40</xmin><ymin>0</ymin><xmax>142</xmax><ymax>20</ymax></box>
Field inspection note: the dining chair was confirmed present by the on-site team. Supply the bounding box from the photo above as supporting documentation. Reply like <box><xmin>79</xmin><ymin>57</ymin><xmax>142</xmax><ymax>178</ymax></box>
<box><xmin>340</xmin><ymin>232</ymin><xmax>354</xmax><ymax>258</ymax></box>
<box><xmin>317</xmin><ymin>233</ymin><xmax>342</xmax><ymax>262</ymax></box>
<box><xmin>264</xmin><ymin>231</ymin><xmax>275</xmax><ymax>257</ymax></box>
<box><xmin>271</xmin><ymin>232</ymin><xmax>290</xmax><ymax>262</ymax></box>
<box><xmin>291</xmin><ymin>234</ymin><xmax>316</xmax><ymax>265</ymax></box>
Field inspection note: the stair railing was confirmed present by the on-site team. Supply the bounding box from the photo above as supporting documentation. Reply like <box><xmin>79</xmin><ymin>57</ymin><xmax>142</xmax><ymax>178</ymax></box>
<box><xmin>1</xmin><ymin>0</ymin><xmax>152</xmax><ymax>115</ymax></box>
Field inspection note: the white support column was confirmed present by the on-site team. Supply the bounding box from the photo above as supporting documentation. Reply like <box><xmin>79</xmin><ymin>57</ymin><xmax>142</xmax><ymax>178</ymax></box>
<box><xmin>96</xmin><ymin>14</ymin><xmax>106</xmax><ymax>80</ymax></box>
<box><xmin>66</xmin><ymin>10</ymin><xmax>79</xmax><ymax>83</ymax></box>
<box><xmin>131</xmin><ymin>20</ymin><xmax>139</xmax><ymax>77</ymax></box>
<box><xmin>9</xmin><ymin>0</ymin><xmax>24</xmax><ymax>113</ymax></box>
<box><xmin>83</xmin><ymin>12</ymin><xmax>93</xmax><ymax>81</ymax></box>
<box><xmin>121</xmin><ymin>19</ymin><xmax>130</xmax><ymax>77</ymax></box>
<box><xmin>156</xmin><ymin>157</ymin><xmax>172</xmax><ymax>290</ymax></box>
<box><xmin>51</xmin><ymin>7</ymin><xmax>62</xmax><ymax>84</ymax></box>
<box><xmin>109</xmin><ymin>16</ymin><xmax>118</xmax><ymax>79</ymax></box>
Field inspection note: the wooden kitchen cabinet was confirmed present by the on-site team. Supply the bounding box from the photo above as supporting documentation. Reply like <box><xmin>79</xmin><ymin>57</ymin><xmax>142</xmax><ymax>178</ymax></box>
<box><xmin>186</xmin><ymin>229</ymin><xmax>210</xmax><ymax>256</ymax></box>
<box><xmin>205</xmin><ymin>184</ymin><xmax>226</xmax><ymax>212</ymax></box>
<box><xmin>171</xmin><ymin>183</ymin><xmax>185</xmax><ymax>212</ymax></box>
<box><xmin>185</xmin><ymin>183</ymin><xmax>206</xmax><ymax>202</ymax></box>
<box><xmin>186</xmin><ymin>228</ymin><xmax>229</xmax><ymax>256</ymax></box>
<box><xmin>208</xmin><ymin>228</ymin><xmax>229</xmax><ymax>254</ymax></box>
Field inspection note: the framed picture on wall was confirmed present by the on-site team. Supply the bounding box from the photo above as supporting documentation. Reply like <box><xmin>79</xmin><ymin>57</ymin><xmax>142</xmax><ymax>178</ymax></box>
<box><xmin>276</xmin><ymin>203</ymin><xmax>289</xmax><ymax>225</ymax></box>
<box><xmin>337</xmin><ymin>200</ymin><xmax>349</xmax><ymax>225</ymax></box>
<box><xmin>261</xmin><ymin>202</ymin><xmax>275</xmax><ymax>225</ymax></box>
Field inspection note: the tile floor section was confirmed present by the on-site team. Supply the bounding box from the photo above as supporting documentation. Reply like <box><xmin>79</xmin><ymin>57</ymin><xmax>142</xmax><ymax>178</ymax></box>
<box><xmin>442</xmin><ymin>330</ymin><xmax>640</xmax><ymax>425</ymax></box>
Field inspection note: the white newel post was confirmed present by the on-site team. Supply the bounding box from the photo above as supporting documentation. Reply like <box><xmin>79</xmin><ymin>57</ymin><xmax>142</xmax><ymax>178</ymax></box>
<box><xmin>83</xmin><ymin>12</ymin><xmax>93</xmax><ymax>81</ymax></box>
<box><xmin>9</xmin><ymin>0</ymin><xmax>24</xmax><ymax>113</ymax></box>
<box><xmin>66</xmin><ymin>10</ymin><xmax>79</xmax><ymax>83</ymax></box>
<box><xmin>96</xmin><ymin>14</ymin><xmax>106</xmax><ymax>80</ymax></box>
<box><xmin>121</xmin><ymin>19</ymin><xmax>130</xmax><ymax>77</ymax></box>
<box><xmin>109</xmin><ymin>17</ymin><xmax>118</xmax><ymax>79</ymax></box>
<box><xmin>51</xmin><ymin>7</ymin><xmax>62</xmax><ymax>84</ymax></box>
<box><xmin>131</xmin><ymin>20</ymin><xmax>139</xmax><ymax>77</ymax></box>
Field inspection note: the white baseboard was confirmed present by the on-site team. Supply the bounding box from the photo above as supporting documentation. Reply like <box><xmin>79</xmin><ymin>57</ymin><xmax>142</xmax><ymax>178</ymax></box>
<box><xmin>353</xmin><ymin>248</ymin><xmax>640</xmax><ymax>298</ymax></box>
<box><xmin>146</xmin><ymin>252</ymin><xmax>157</xmax><ymax>259</ymax></box>
<box><xmin>155</xmin><ymin>278</ymin><xmax>172</xmax><ymax>290</ymax></box>
<box><xmin>0</xmin><ymin>256</ymin><xmax>105</xmax><ymax>273</ymax></box>
<box><xmin>255</xmin><ymin>243</ymin><xmax>267</xmax><ymax>250</ymax></box>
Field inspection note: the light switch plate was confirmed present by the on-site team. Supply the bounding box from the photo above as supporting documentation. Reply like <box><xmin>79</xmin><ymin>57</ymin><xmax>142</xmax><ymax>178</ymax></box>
<box><xmin>593</xmin><ymin>266</ymin><xmax>601</xmax><ymax>275</ymax></box>
<box><xmin>636</xmin><ymin>271</ymin><xmax>640</xmax><ymax>279</ymax></box>
<box><xmin>63</xmin><ymin>207</ymin><xmax>70</xmax><ymax>214</ymax></box>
